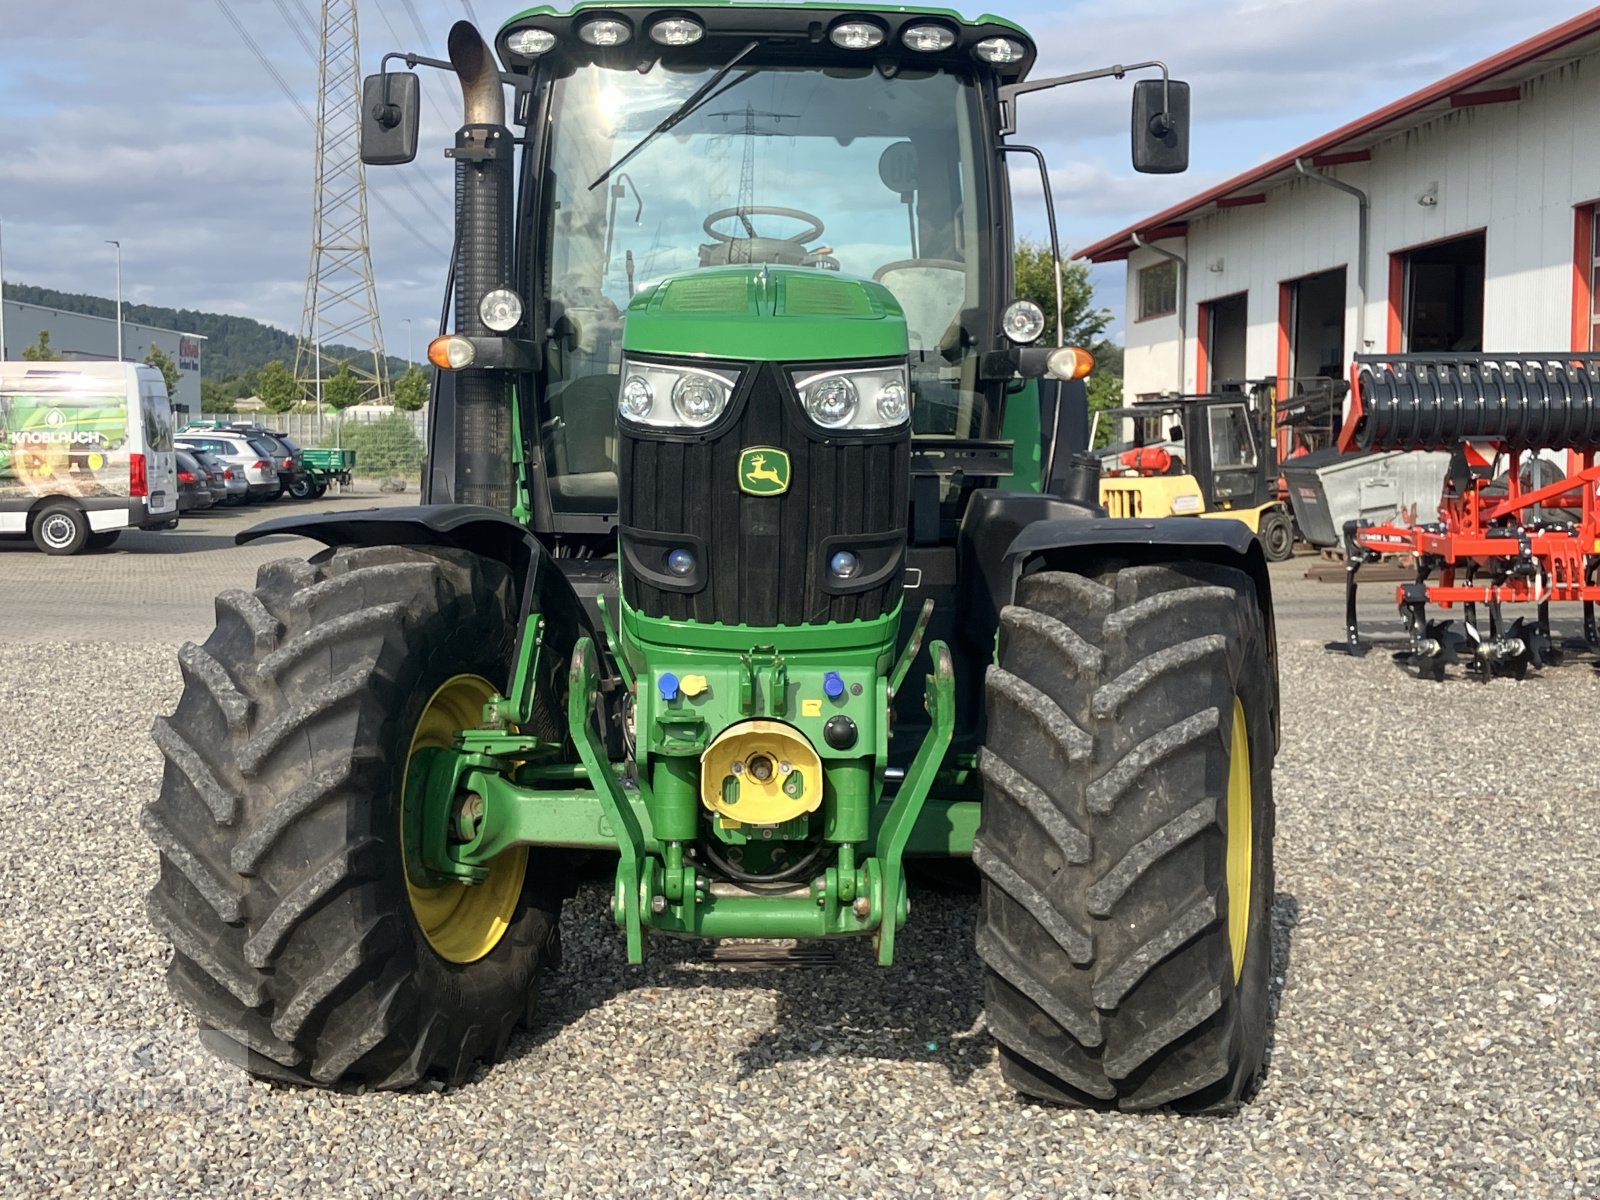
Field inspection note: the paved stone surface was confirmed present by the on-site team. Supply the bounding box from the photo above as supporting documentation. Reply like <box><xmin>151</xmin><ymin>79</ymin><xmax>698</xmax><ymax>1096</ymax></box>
<box><xmin>0</xmin><ymin>488</ymin><xmax>412</xmax><ymax>644</ymax></box>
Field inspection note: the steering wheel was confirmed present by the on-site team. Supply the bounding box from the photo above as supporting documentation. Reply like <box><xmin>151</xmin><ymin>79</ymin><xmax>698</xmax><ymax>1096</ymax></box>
<box><xmin>703</xmin><ymin>206</ymin><xmax>825</xmax><ymax>246</ymax></box>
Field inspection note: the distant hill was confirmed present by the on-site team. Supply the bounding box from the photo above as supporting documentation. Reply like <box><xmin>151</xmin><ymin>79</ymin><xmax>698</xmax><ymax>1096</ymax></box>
<box><xmin>5</xmin><ymin>282</ymin><xmax>409</xmax><ymax>383</ymax></box>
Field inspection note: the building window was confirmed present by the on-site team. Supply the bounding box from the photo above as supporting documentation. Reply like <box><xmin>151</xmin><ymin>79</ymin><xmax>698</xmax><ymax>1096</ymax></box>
<box><xmin>1139</xmin><ymin>260</ymin><xmax>1178</xmax><ymax>321</ymax></box>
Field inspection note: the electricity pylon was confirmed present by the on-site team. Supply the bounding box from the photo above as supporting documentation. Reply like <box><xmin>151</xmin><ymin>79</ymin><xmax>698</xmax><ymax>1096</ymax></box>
<box><xmin>294</xmin><ymin>0</ymin><xmax>389</xmax><ymax>409</ymax></box>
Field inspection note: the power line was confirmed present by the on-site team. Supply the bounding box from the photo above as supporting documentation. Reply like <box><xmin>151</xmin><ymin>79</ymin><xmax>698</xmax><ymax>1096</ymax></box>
<box><xmin>267</xmin><ymin>0</ymin><xmax>317</xmax><ymax>58</ymax></box>
<box><xmin>211</xmin><ymin>0</ymin><xmax>446</xmax><ymax>255</ymax></box>
<box><xmin>461</xmin><ymin>0</ymin><xmax>481</xmax><ymax>24</ymax></box>
<box><xmin>258</xmin><ymin>0</ymin><xmax>456</xmax><ymax>219</ymax></box>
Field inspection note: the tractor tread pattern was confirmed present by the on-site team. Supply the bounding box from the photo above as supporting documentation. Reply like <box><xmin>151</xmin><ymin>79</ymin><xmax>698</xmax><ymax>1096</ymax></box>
<box><xmin>1086</xmin><ymin>798</ymin><xmax>1216</xmax><ymax>918</ymax></box>
<box><xmin>150</xmin><ymin>717</ymin><xmax>236</xmax><ymax>825</ymax></box>
<box><xmin>971</xmin><ymin>844</ymin><xmax>1094</xmax><ymax>964</ymax></box>
<box><xmin>140</xmin><ymin>806</ymin><xmax>242</xmax><ymax>924</ymax></box>
<box><xmin>977</xmin><ymin>749</ymin><xmax>1090</xmax><ymax>864</ymax></box>
<box><xmin>975</xmin><ymin>926</ymin><xmax>1102</xmax><ymax>1046</ymax></box>
<box><xmin>177</xmin><ymin>643</ymin><xmax>253</xmax><ymax>731</ymax></box>
<box><xmin>243</xmin><ymin>837</ymin><xmax>377</xmax><ymax>968</ymax></box>
<box><xmin>975</xmin><ymin>565</ymin><xmax>1275</xmax><ymax>1113</ymax></box>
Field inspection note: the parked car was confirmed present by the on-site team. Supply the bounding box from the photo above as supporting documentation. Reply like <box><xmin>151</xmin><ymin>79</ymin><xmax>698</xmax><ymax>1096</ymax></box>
<box><xmin>219</xmin><ymin>423</ymin><xmax>310</xmax><ymax>499</ymax></box>
<box><xmin>174</xmin><ymin>450</ymin><xmax>216</xmax><ymax>512</ymax></box>
<box><xmin>174</xmin><ymin>432</ymin><xmax>280</xmax><ymax>501</ymax></box>
<box><xmin>190</xmin><ymin>448</ymin><xmax>246</xmax><ymax>506</ymax></box>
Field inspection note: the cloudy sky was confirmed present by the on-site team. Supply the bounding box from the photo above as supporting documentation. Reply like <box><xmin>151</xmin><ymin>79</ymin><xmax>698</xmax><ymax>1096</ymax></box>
<box><xmin>0</xmin><ymin>0</ymin><xmax>1593</xmax><ymax>354</ymax></box>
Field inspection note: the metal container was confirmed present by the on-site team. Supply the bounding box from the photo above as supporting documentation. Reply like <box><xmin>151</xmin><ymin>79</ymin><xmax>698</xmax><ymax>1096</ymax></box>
<box><xmin>1282</xmin><ymin>447</ymin><xmax>1452</xmax><ymax>548</ymax></box>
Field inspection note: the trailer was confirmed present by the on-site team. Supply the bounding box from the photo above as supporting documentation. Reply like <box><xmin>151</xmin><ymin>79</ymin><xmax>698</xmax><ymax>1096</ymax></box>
<box><xmin>1339</xmin><ymin>353</ymin><xmax>1600</xmax><ymax>678</ymax></box>
<box><xmin>297</xmin><ymin>446</ymin><xmax>356</xmax><ymax>496</ymax></box>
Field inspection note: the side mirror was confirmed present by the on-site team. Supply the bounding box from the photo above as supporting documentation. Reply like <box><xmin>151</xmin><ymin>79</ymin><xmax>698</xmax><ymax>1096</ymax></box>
<box><xmin>360</xmin><ymin>71</ymin><xmax>421</xmax><ymax>166</ymax></box>
<box><xmin>1131</xmin><ymin>79</ymin><xmax>1190</xmax><ymax>174</ymax></box>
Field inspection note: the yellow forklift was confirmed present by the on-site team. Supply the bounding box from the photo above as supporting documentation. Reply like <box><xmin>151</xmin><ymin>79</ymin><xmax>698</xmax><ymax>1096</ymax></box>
<box><xmin>1097</xmin><ymin>382</ymin><xmax>1297</xmax><ymax>561</ymax></box>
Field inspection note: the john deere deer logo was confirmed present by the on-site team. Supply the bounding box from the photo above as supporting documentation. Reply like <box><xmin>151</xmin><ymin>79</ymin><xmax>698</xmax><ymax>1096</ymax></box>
<box><xmin>739</xmin><ymin>447</ymin><xmax>791</xmax><ymax>496</ymax></box>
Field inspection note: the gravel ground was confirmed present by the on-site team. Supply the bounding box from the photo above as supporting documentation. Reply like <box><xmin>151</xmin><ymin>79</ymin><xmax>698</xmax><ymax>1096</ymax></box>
<box><xmin>0</xmin><ymin>638</ymin><xmax>1596</xmax><ymax>1198</ymax></box>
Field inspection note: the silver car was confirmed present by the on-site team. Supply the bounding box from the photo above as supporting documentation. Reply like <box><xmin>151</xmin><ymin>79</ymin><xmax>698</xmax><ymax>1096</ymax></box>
<box><xmin>190</xmin><ymin>448</ymin><xmax>249</xmax><ymax>506</ymax></box>
<box><xmin>175</xmin><ymin>433</ymin><xmax>281</xmax><ymax>501</ymax></box>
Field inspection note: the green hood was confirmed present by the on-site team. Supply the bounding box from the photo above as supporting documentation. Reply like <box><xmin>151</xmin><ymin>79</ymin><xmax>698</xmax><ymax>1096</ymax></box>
<box><xmin>621</xmin><ymin>265</ymin><xmax>908</xmax><ymax>363</ymax></box>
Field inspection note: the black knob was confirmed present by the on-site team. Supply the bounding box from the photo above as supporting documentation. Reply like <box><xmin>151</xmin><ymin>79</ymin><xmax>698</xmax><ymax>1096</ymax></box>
<box><xmin>823</xmin><ymin>715</ymin><xmax>858</xmax><ymax>750</ymax></box>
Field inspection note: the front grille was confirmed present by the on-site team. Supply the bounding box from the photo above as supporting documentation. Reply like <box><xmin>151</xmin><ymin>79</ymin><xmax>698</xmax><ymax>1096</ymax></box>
<box><xmin>619</xmin><ymin>363</ymin><xmax>908</xmax><ymax>627</ymax></box>
<box><xmin>1101</xmin><ymin>486</ymin><xmax>1143</xmax><ymax>519</ymax></box>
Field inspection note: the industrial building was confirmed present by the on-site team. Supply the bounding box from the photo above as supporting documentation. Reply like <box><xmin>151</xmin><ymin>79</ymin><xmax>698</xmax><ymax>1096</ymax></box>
<box><xmin>1</xmin><ymin>297</ymin><xmax>203</xmax><ymax>414</ymax></box>
<box><xmin>1079</xmin><ymin>9</ymin><xmax>1600</xmax><ymax>426</ymax></box>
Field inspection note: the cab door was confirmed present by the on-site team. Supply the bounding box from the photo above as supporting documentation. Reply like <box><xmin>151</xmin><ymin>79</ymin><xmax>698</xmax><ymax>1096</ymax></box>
<box><xmin>1204</xmin><ymin>401</ymin><xmax>1268</xmax><ymax>510</ymax></box>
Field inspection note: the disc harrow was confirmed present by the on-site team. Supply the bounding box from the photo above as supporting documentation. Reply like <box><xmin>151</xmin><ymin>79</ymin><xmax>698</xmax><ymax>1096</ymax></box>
<box><xmin>1338</xmin><ymin>353</ymin><xmax>1600</xmax><ymax>679</ymax></box>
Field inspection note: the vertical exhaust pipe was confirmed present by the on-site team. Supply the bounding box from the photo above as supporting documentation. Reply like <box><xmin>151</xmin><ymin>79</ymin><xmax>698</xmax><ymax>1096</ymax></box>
<box><xmin>447</xmin><ymin>21</ymin><xmax>514</xmax><ymax>510</ymax></box>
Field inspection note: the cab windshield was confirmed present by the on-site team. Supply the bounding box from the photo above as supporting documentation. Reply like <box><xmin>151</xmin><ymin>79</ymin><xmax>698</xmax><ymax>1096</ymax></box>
<box><xmin>536</xmin><ymin>61</ymin><xmax>990</xmax><ymax>512</ymax></box>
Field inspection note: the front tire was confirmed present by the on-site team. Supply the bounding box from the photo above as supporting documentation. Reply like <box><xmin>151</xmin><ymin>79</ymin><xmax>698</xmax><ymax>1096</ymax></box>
<box><xmin>1257</xmin><ymin>508</ymin><xmax>1296</xmax><ymax>562</ymax></box>
<box><xmin>145</xmin><ymin>545</ymin><xmax>567</xmax><ymax>1088</ymax></box>
<box><xmin>32</xmin><ymin>502</ymin><xmax>89</xmax><ymax>555</ymax></box>
<box><xmin>975</xmin><ymin>562</ymin><xmax>1276</xmax><ymax>1112</ymax></box>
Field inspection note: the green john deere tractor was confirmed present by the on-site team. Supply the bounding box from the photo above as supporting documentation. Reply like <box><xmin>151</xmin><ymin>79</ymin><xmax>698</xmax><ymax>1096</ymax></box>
<box><xmin>146</xmin><ymin>3</ymin><xmax>1280</xmax><ymax>1111</ymax></box>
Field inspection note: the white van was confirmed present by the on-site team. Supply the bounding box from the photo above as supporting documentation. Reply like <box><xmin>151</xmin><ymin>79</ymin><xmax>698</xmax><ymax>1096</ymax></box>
<box><xmin>0</xmin><ymin>362</ymin><xmax>179</xmax><ymax>554</ymax></box>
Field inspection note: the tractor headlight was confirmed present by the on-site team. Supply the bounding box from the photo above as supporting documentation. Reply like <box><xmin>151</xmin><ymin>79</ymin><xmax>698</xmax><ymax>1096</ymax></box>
<box><xmin>974</xmin><ymin>36</ymin><xmax>1027</xmax><ymax>64</ymax></box>
<box><xmin>793</xmin><ymin>365</ymin><xmax>911</xmax><ymax>431</ymax></box>
<box><xmin>478</xmin><ymin>289</ymin><xmax>523</xmax><ymax>332</ymax></box>
<box><xmin>506</xmin><ymin>28</ymin><xmax>556</xmax><ymax>56</ymax></box>
<box><xmin>577</xmin><ymin>17</ymin><xmax>631</xmax><ymax>46</ymax></box>
<box><xmin>617</xmin><ymin>358</ymin><xmax>735</xmax><ymax>429</ymax></box>
<box><xmin>1001</xmin><ymin>299</ymin><xmax>1046</xmax><ymax>344</ymax></box>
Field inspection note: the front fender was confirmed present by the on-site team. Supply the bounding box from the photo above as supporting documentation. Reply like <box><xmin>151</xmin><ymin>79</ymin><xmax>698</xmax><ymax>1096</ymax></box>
<box><xmin>1005</xmin><ymin>516</ymin><xmax>1280</xmax><ymax>750</ymax></box>
<box><xmin>236</xmin><ymin>503</ymin><xmax>596</xmax><ymax>656</ymax></box>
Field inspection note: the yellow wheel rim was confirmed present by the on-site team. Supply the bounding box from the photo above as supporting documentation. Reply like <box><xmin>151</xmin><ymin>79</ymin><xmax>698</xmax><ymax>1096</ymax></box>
<box><xmin>402</xmin><ymin>674</ymin><xmax>527</xmax><ymax>964</ymax></box>
<box><xmin>1224</xmin><ymin>697</ymin><xmax>1253</xmax><ymax>984</ymax></box>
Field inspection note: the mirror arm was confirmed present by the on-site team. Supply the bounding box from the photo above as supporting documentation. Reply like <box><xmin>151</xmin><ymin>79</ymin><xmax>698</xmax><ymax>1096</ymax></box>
<box><xmin>998</xmin><ymin>146</ymin><xmax>1063</xmax><ymax>347</ymax></box>
<box><xmin>373</xmin><ymin>49</ymin><xmax>530</xmax><ymax>128</ymax></box>
<box><xmin>997</xmin><ymin>59</ymin><xmax>1171</xmax><ymax>136</ymax></box>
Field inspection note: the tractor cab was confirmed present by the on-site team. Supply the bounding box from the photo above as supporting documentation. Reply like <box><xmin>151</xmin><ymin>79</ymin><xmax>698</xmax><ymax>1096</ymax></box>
<box><xmin>1098</xmin><ymin>384</ymin><xmax>1297</xmax><ymax>560</ymax></box>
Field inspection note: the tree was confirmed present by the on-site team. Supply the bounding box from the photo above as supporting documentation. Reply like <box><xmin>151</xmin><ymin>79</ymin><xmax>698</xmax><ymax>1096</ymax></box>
<box><xmin>392</xmin><ymin>365</ymin><xmax>430</xmax><ymax>412</ymax></box>
<box><xmin>323</xmin><ymin>362</ymin><xmax>362</xmax><ymax>412</ymax></box>
<box><xmin>143</xmin><ymin>346</ymin><xmax>181</xmax><ymax>400</ymax></box>
<box><xmin>1012</xmin><ymin>237</ymin><xmax>1112</xmax><ymax>349</ymax></box>
<box><xmin>257</xmin><ymin>360</ymin><xmax>297</xmax><ymax>414</ymax></box>
<box><xmin>21</xmin><ymin>330</ymin><xmax>61</xmax><ymax>361</ymax></box>
<box><xmin>1012</xmin><ymin>238</ymin><xmax>1125</xmax><ymax>440</ymax></box>
<box><xmin>200</xmin><ymin>379</ymin><xmax>237</xmax><ymax>414</ymax></box>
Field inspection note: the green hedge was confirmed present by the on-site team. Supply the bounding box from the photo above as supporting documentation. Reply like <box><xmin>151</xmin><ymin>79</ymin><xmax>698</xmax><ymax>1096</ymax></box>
<box><xmin>335</xmin><ymin>415</ymin><xmax>425</xmax><ymax>477</ymax></box>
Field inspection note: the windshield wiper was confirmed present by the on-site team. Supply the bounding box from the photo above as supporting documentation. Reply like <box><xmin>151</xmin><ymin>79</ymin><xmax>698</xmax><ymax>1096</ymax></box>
<box><xmin>588</xmin><ymin>40</ymin><xmax>760</xmax><ymax>191</ymax></box>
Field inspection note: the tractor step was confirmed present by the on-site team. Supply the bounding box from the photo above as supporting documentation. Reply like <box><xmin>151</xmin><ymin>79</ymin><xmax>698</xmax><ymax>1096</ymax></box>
<box><xmin>703</xmin><ymin>939</ymin><xmax>840</xmax><ymax>969</ymax></box>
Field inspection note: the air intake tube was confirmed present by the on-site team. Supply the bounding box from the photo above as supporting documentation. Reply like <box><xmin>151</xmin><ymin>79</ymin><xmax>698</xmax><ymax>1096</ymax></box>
<box><xmin>447</xmin><ymin>21</ymin><xmax>515</xmax><ymax>510</ymax></box>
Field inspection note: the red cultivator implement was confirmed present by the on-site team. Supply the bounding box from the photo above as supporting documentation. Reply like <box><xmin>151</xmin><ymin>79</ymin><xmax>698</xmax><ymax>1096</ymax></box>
<box><xmin>1339</xmin><ymin>354</ymin><xmax>1600</xmax><ymax>679</ymax></box>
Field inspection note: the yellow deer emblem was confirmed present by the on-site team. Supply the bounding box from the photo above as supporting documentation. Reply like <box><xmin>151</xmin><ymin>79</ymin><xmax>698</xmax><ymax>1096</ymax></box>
<box><xmin>739</xmin><ymin>447</ymin><xmax>791</xmax><ymax>495</ymax></box>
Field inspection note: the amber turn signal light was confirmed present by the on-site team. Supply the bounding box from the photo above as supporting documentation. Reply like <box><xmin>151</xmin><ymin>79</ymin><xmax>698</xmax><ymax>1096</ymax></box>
<box><xmin>1046</xmin><ymin>346</ymin><xmax>1095</xmax><ymax>381</ymax></box>
<box><xmin>428</xmin><ymin>335</ymin><xmax>476</xmax><ymax>370</ymax></box>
